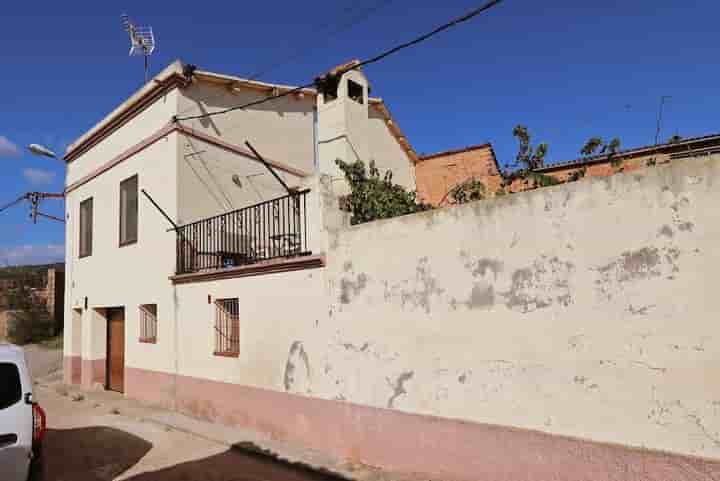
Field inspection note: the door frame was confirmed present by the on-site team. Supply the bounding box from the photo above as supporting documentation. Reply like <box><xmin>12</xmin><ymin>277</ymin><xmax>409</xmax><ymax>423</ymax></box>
<box><xmin>105</xmin><ymin>307</ymin><xmax>126</xmax><ymax>393</ymax></box>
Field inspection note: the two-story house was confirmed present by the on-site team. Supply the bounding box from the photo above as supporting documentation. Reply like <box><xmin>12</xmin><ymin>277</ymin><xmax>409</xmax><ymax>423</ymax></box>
<box><xmin>62</xmin><ymin>59</ymin><xmax>416</xmax><ymax>405</ymax></box>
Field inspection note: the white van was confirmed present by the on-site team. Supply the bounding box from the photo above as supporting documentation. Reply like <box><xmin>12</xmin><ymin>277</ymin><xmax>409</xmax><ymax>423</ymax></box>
<box><xmin>0</xmin><ymin>344</ymin><xmax>45</xmax><ymax>481</ymax></box>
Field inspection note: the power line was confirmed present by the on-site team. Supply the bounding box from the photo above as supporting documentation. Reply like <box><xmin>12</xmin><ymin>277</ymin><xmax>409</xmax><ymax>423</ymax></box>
<box><xmin>174</xmin><ymin>0</ymin><xmax>504</xmax><ymax>122</ymax></box>
<box><xmin>0</xmin><ymin>195</ymin><xmax>28</xmax><ymax>214</ymax></box>
<box><xmin>247</xmin><ymin>0</ymin><xmax>398</xmax><ymax>81</ymax></box>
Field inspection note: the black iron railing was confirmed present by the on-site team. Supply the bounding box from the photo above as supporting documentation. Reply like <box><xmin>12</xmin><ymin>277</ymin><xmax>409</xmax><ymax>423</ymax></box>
<box><xmin>175</xmin><ymin>190</ymin><xmax>310</xmax><ymax>275</ymax></box>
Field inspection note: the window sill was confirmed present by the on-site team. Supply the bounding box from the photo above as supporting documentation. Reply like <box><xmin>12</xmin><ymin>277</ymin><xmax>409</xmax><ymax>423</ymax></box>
<box><xmin>139</xmin><ymin>337</ymin><xmax>157</xmax><ymax>344</ymax></box>
<box><xmin>213</xmin><ymin>351</ymin><xmax>239</xmax><ymax>358</ymax></box>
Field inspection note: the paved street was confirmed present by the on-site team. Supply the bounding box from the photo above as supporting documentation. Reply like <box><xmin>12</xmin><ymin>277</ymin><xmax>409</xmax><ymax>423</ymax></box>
<box><xmin>35</xmin><ymin>384</ymin><xmax>347</xmax><ymax>481</ymax></box>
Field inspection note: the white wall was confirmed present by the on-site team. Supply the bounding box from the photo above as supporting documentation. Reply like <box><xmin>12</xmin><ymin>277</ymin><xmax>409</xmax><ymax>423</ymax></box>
<box><xmin>66</xmin><ymin>89</ymin><xmax>179</xmax><ymax>185</ymax></box>
<box><xmin>176</xmin><ymin>134</ymin><xmax>305</xmax><ymax>225</ymax></box>
<box><xmin>64</xmin><ymin>131</ymin><xmax>179</xmax><ymax>370</ymax></box>
<box><xmin>315</xmin><ymin>155</ymin><xmax>720</xmax><ymax>460</ymax></box>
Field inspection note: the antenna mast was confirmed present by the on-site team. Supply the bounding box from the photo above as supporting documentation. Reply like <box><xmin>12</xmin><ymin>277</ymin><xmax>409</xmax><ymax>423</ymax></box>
<box><xmin>654</xmin><ymin>95</ymin><xmax>672</xmax><ymax>146</ymax></box>
<box><xmin>122</xmin><ymin>14</ymin><xmax>156</xmax><ymax>83</ymax></box>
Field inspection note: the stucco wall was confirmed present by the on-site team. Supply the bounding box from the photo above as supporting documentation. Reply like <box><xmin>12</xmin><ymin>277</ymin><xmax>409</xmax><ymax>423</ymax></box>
<box><xmin>66</xmin><ymin>89</ymin><xmax>179</xmax><ymax>185</ymax></box>
<box><xmin>317</xmin><ymin>154</ymin><xmax>720</xmax><ymax>460</ymax></box>
<box><xmin>64</xmin><ymin>130</ymin><xmax>179</xmax><ymax>375</ymax></box>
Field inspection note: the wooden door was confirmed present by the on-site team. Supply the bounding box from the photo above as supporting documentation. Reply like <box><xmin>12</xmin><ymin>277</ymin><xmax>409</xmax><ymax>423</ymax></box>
<box><xmin>106</xmin><ymin>308</ymin><xmax>125</xmax><ymax>393</ymax></box>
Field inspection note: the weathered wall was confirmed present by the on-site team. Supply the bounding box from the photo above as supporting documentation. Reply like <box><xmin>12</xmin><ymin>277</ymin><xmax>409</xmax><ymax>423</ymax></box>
<box><xmin>320</xmin><ymin>154</ymin><xmax>720</xmax><ymax>461</ymax></box>
<box><xmin>80</xmin><ymin>154</ymin><xmax>720</xmax><ymax>480</ymax></box>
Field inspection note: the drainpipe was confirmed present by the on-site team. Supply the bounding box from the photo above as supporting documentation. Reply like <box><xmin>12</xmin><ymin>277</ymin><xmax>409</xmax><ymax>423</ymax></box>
<box><xmin>313</xmin><ymin>107</ymin><xmax>319</xmax><ymax>170</ymax></box>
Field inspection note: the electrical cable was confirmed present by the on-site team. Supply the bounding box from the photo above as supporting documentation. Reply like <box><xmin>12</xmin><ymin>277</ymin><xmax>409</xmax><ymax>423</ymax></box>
<box><xmin>0</xmin><ymin>195</ymin><xmax>28</xmax><ymax>214</ymax></box>
<box><xmin>247</xmin><ymin>0</ymin><xmax>398</xmax><ymax>81</ymax></box>
<box><xmin>174</xmin><ymin>0</ymin><xmax>504</xmax><ymax>122</ymax></box>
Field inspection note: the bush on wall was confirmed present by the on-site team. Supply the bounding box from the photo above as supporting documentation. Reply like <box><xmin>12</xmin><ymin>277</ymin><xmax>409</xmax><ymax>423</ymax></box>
<box><xmin>336</xmin><ymin>159</ymin><xmax>431</xmax><ymax>225</ymax></box>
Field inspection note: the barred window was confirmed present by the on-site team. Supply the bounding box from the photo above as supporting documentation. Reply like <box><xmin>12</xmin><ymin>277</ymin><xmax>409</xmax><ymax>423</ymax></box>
<box><xmin>139</xmin><ymin>304</ymin><xmax>157</xmax><ymax>343</ymax></box>
<box><xmin>214</xmin><ymin>298</ymin><xmax>239</xmax><ymax>357</ymax></box>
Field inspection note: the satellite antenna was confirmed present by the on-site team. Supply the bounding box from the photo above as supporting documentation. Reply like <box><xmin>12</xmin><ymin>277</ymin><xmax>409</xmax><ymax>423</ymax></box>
<box><xmin>122</xmin><ymin>14</ymin><xmax>156</xmax><ymax>83</ymax></box>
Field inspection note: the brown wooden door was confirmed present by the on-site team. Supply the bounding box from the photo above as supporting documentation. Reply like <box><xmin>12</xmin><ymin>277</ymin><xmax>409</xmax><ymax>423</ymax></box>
<box><xmin>107</xmin><ymin>308</ymin><xmax>125</xmax><ymax>393</ymax></box>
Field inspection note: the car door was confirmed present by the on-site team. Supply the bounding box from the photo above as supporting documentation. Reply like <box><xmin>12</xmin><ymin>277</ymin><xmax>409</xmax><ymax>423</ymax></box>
<box><xmin>0</xmin><ymin>357</ymin><xmax>33</xmax><ymax>481</ymax></box>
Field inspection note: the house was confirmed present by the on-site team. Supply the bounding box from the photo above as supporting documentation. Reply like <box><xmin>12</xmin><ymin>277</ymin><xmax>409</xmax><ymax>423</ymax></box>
<box><xmin>61</xmin><ymin>60</ymin><xmax>417</xmax><ymax>408</ymax></box>
<box><xmin>533</xmin><ymin>132</ymin><xmax>720</xmax><ymax>182</ymax></box>
<box><xmin>417</xmin><ymin>133</ymin><xmax>720</xmax><ymax>198</ymax></box>
<box><xmin>415</xmin><ymin>143</ymin><xmax>501</xmax><ymax>206</ymax></box>
<box><xmin>61</xmin><ymin>58</ymin><xmax>720</xmax><ymax>480</ymax></box>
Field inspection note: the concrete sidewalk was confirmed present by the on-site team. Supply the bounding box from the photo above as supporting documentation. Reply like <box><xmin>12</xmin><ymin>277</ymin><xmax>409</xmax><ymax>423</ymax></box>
<box><xmin>38</xmin><ymin>375</ymin><xmax>434</xmax><ymax>481</ymax></box>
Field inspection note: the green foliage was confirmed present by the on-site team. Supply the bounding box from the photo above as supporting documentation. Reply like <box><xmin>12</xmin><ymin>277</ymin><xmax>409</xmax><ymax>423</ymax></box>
<box><xmin>581</xmin><ymin>137</ymin><xmax>621</xmax><ymax>156</ymax></box>
<box><xmin>567</xmin><ymin>166</ymin><xmax>587</xmax><ymax>182</ymax></box>
<box><xmin>605</xmin><ymin>137</ymin><xmax>621</xmax><ymax>154</ymax></box>
<box><xmin>512</xmin><ymin>125</ymin><xmax>548</xmax><ymax>170</ymax></box>
<box><xmin>527</xmin><ymin>172</ymin><xmax>561</xmax><ymax>187</ymax></box>
<box><xmin>6</xmin><ymin>309</ymin><xmax>54</xmax><ymax>345</ymax></box>
<box><xmin>335</xmin><ymin>159</ymin><xmax>431</xmax><ymax>225</ymax></box>
<box><xmin>448</xmin><ymin>178</ymin><xmax>486</xmax><ymax>204</ymax></box>
<box><xmin>581</xmin><ymin>137</ymin><xmax>604</xmax><ymax>156</ymax></box>
<box><xmin>667</xmin><ymin>134</ymin><xmax>683</xmax><ymax>144</ymax></box>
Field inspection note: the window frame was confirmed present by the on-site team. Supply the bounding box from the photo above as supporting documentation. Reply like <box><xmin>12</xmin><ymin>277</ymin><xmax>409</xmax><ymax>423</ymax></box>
<box><xmin>79</xmin><ymin>197</ymin><xmax>93</xmax><ymax>258</ymax></box>
<box><xmin>119</xmin><ymin>174</ymin><xmax>139</xmax><ymax>247</ymax></box>
<box><xmin>213</xmin><ymin>298</ymin><xmax>239</xmax><ymax>357</ymax></box>
<box><xmin>347</xmin><ymin>79</ymin><xmax>365</xmax><ymax>105</ymax></box>
<box><xmin>0</xmin><ymin>362</ymin><xmax>22</xmax><ymax>410</ymax></box>
<box><xmin>139</xmin><ymin>303</ymin><xmax>158</xmax><ymax>344</ymax></box>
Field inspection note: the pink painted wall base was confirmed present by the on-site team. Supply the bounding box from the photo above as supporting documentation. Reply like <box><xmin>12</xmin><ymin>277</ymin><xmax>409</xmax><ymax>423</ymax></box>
<box><xmin>122</xmin><ymin>366</ymin><xmax>720</xmax><ymax>481</ymax></box>
<box><xmin>63</xmin><ymin>356</ymin><xmax>81</xmax><ymax>385</ymax></box>
<box><xmin>80</xmin><ymin>358</ymin><xmax>106</xmax><ymax>389</ymax></box>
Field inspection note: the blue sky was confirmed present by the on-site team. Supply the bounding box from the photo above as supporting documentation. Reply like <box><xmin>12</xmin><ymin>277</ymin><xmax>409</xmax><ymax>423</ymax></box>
<box><xmin>1</xmin><ymin>0</ymin><xmax>718</xmax><ymax>265</ymax></box>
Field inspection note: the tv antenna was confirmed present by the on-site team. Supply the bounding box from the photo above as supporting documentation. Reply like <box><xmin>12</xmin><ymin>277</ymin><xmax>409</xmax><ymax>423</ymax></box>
<box><xmin>0</xmin><ymin>192</ymin><xmax>65</xmax><ymax>224</ymax></box>
<box><xmin>122</xmin><ymin>14</ymin><xmax>156</xmax><ymax>83</ymax></box>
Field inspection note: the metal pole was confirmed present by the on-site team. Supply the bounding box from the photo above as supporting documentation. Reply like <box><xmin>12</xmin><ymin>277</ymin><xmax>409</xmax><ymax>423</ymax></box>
<box><xmin>655</xmin><ymin>96</ymin><xmax>671</xmax><ymax>146</ymax></box>
<box><xmin>245</xmin><ymin>141</ymin><xmax>293</xmax><ymax>195</ymax></box>
<box><xmin>141</xmin><ymin>189</ymin><xmax>179</xmax><ymax>230</ymax></box>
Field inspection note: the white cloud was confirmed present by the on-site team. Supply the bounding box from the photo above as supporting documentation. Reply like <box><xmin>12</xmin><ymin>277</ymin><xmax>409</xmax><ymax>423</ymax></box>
<box><xmin>0</xmin><ymin>244</ymin><xmax>64</xmax><ymax>266</ymax></box>
<box><xmin>22</xmin><ymin>168</ymin><xmax>56</xmax><ymax>186</ymax></box>
<box><xmin>0</xmin><ymin>136</ymin><xmax>20</xmax><ymax>158</ymax></box>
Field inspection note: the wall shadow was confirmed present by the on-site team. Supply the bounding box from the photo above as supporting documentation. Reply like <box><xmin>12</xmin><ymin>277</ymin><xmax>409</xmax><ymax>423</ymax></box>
<box><xmin>41</xmin><ymin>427</ymin><xmax>347</xmax><ymax>481</ymax></box>
<box><xmin>41</xmin><ymin>427</ymin><xmax>152</xmax><ymax>481</ymax></box>
<box><xmin>125</xmin><ymin>445</ymin><xmax>347</xmax><ymax>481</ymax></box>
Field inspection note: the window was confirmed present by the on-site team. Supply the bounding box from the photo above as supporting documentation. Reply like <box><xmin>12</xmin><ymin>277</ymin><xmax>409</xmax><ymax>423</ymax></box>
<box><xmin>348</xmin><ymin>79</ymin><xmax>365</xmax><ymax>105</ymax></box>
<box><xmin>79</xmin><ymin>198</ymin><xmax>93</xmax><ymax>258</ymax></box>
<box><xmin>214</xmin><ymin>298</ymin><xmax>239</xmax><ymax>357</ymax></box>
<box><xmin>139</xmin><ymin>304</ymin><xmax>157</xmax><ymax>343</ymax></box>
<box><xmin>120</xmin><ymin>175</ymin><xmax>139</xmax><ymax>246</ymax></box>
<box><xmin>0</xmin><ymin>363</ymin><xmax>22</xmax><ymax>410</ymax></box>
<box><xmin>320</xmin><ymin>76</ymin><xmax>340</xmax><ymax>103</ymax></box>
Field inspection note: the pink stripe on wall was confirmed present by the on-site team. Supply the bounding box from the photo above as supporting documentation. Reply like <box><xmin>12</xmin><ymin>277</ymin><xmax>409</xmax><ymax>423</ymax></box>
<box><xmin>63</xmin><ymin>356</ymin><xmax>81</xmax><ymax>385</ymax></box>
<box><xmin>80</xmin><ymin>359</ymin><xmax>106</xmax><ymax>389</ymax></box>
<box><xmin>125</xmin><ymin>367</ymin><xmax>720</xmax><ymax>481</ymax></box>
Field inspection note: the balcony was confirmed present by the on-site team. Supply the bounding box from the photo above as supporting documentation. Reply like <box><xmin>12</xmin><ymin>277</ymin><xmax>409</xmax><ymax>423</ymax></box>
<box><xmin>175</xmin><ymin>190</ymin><xmax>312</xmax><ymax>276</ymax></box>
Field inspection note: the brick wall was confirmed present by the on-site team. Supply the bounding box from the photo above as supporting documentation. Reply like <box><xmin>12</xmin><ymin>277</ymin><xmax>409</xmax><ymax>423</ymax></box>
<box><xmin>415</xmin><ymin>144</ymin><xmax>502</xmax><ymax>206</ymax></box>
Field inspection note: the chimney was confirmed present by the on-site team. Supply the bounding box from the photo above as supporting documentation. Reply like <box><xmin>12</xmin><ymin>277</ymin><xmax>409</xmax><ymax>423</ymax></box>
<box><xmin>315</xmin><ymin>64</ymin><xmax>371</xmax><ymax>193</ymax></box>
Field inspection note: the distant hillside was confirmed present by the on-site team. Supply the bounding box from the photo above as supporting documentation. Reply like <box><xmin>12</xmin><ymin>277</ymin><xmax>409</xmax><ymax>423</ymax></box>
<box><xmin>0</xmin><ymin>263</ymin><xmax>64</xmax><ymax>280</ymax></box>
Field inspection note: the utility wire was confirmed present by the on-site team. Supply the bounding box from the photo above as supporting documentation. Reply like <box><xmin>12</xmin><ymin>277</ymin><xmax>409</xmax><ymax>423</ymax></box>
<box><xmin>0</xmin><ymin>195</ymin><xmax>27</xmax><ymax>214</ymax></box>
<box><xmin>174</xmin><ymin>0</ymin><xmax>504</xmax><ymax>122</ymax></box>
<box><xmin>248</xmin><ymin>0</ymin><xmax>398</xmax><ymax>81</ymax></box>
